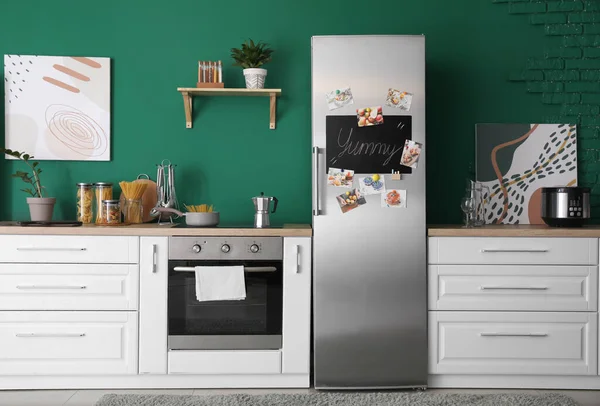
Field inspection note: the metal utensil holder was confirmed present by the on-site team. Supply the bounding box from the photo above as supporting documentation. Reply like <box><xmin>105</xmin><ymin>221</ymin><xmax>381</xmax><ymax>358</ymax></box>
<box><xmin>151</xmin><ymin>159</ymin><xmax>179</xmax><ymax>224</ymax></box>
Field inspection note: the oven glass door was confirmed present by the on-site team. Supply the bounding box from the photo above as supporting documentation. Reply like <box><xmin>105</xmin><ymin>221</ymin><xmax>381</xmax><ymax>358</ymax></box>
<box><xmin>168</xmin><ymin>260</ymin><xmax>283</xmax><ymax>350</ymax></box>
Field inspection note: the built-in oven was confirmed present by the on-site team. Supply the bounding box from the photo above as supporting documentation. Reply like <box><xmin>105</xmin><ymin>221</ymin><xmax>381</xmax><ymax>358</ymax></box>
<box><xmin>167</xmin><ymin>236</ymin><xmax>283</xmax><ymax>351</ymax></box>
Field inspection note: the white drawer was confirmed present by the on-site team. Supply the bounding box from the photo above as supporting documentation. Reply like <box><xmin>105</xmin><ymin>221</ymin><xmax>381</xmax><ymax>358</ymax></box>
<box><xmin>429</xmin><ymin>311</ymin><xmax>598</xmax><ymax>376</ymax></box>
<box><xmin>428</xmin><ymin>237</ymin><xmax>598</xmax><ymax>265</ymax></box>
<box><xmin>0</xmin><ymin>311</ymin><xmax>138</xmax><ymax>375</ymax></box>
<box><xmin>0</xmin><ymin>235</ymin><xmax>139</xmax><ymax>264</ymax></box>
<box><xmin>168</xmin><ymin>351</ymin><xmax>281</xmax><ymax>375</ymax></box>
<box><xmin>428</xmin><ymin>265</ymin><xmax>598</xmax><ymax>311</ymax></box>
<box><xmin>0</xmin><ymin>264</ymin><xmax>139</xmax><ymax>310</ymax></box>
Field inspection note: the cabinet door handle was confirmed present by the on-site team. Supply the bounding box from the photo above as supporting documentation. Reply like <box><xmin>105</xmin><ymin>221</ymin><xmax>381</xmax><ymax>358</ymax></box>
<box><xmin>16</xmin><ymin>285</ymin><xmax>87</xmax><ymax>290</ymax></box>
<box><xmin>16</xmin><ymin>333</ymin><xmax>86</xmax><ymax>338</ymax></box>
<box><xmin>480</xmin><ymin>286</ymin><xmax>548</xmax><ymax>291</ymax></box>
<box><xmin>480</xmin><ymin>332</ymin><xmax>548</xmax><ymax>337</ymax></box>
<box><xmin>294</xmin><ymin>245</ymin><xmax>301</xmax><ymax>274</ymax></box>
<box><xmin>481</xmin><ymin>249</ymin><xmax>548</xmax><ymax>253</ymax></box>
<box><xmin>152</xmin><ymin>244</ymin><xmax>158</xmax><ymax>273</ymax></box>
<box><xmin>17</xmin><ymin>247</ymin><xmax>87</xmax><ymax>252</ymax></box>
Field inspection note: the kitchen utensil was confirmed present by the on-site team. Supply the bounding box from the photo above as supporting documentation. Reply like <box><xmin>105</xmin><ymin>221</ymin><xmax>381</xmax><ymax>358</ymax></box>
<box><xmin>252</xmin><ymin>192</ymin><xmax>278</xmax><ymax>228</ymax></box>
<box><xmin>151</xmin><ymin>160</ymin><xmax>180</xmax><ymax>223</ymax></box>
<box><xmin>154</xmin><ymin>207</ymin><xmax>220</xmax><ymax>227</ymax></box>
<box><xmin>541</xmin><ymin>186</ymin><xmax>590</xmax><ymax>227</ymax></box>
<box><xmin>17</xmin><ymin>221</ymin><xmax>82</xmax><ymax>227</ymax></box>
<box><xmin>118</xmin><ymin>174</ymin><xmax>157</xmax><ymax>223</ymax></box>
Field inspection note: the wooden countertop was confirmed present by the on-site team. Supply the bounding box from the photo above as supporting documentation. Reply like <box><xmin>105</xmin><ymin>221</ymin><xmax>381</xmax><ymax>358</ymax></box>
<box><xmin>428</xmin><ymin>224</ymin><xmax>600</xmax><ymax>237</ymax></box>
<box><xmin>0</xmin><ymin>223</ymin><xmax>312</xmax><ymax>237</ymax></box>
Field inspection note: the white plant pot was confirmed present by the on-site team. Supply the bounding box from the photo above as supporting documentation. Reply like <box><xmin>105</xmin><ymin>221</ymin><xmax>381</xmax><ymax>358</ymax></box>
<box><xmin>243</xmin><ymin>68</ymin><xmax>267</xmax><ymax>89</ymax></box>
<box><xmin>26</xmin><ymin>197</ymin><xmax>56</xmax><ymax>222</ymax></box>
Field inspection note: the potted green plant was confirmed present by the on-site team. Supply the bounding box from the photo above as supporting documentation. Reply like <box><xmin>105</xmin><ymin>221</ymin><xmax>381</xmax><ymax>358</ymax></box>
<box><xmin>230</xmin><ymin>39</ymin><xmax>274</xmax><ymax>89</ymax></box>
<box><xmin>0</xmin><ymin>148</ymin><xmax>55</xmax><ymax>221</ymax></box>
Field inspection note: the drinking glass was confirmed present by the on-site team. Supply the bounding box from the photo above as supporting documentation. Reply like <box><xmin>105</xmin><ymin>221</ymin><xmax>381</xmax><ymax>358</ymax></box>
<box><xmin>460</xmin><ymin>197</ymin><xmax>475</xmax><ymax>228</ymax></box>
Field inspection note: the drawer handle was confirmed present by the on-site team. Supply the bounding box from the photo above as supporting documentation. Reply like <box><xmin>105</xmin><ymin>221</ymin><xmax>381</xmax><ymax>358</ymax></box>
<box><xmin>16</xmin><ymin>247</ymin><xmax>87</xmax><ymax>252</ymax></box>
<box><xmin>480</xmin><ymin>286</ymin><xmax>548</xmax><ymax>291</ymax></box>
<box><xmin>481</xmin><ymin>249</ymin><xmax>548</xmax><ymax>253</ymax></box>
<box><xmin>480</xmin><ymin>332</ymin><xmax>548</xmax><ymax>337</ymax></box>
<box><xmin>152</xmin><ymin>244</ymin><xmax>158</xmax><ymax>273</ymax></box>
<box><xmin>16</xmin><ymin>285</ymin><xmax>87</xmax><ymax>290</ymax></box>
<box><xmin>15</xmin><ymin>333</ymin><xmax>86</xmax><ymax>338</ymax></box>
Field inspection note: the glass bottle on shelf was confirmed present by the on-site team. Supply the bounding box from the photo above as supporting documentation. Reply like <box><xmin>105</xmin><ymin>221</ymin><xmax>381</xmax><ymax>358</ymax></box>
<box><xmin>94</xmin><ymin>182</ymin><xmax>113</xmax><ymax>224</ymax></box>
<box><xmin>76</xmin><ymin>183</ymin><xmax>93</xmax><ymax>224</ymax></box>
<box><xmin>102</xmin><ymin>199</ymin><xmax>121</xmax><ymax>224</ymax></box>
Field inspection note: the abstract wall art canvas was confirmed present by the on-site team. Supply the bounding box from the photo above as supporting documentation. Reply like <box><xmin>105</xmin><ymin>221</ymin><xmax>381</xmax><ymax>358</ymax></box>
<box><xmin>476</xmin><ymin>123</ymin><xmax>577</xmax><ymax>225</ymax></box>
<box><xmin>4</xmin><ymin>55</ymin><xmax>110</xmax><ymax>161</ymax></box>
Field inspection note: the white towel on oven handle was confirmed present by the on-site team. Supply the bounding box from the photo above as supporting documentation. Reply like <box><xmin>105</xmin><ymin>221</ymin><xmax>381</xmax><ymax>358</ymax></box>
<box><xmin>194</xmin><ymin>265</ymin><xmax>246</xmax><ymax>302</ymax></box>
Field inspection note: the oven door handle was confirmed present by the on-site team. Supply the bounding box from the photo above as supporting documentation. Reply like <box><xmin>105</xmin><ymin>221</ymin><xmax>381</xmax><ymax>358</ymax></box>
<box><xmin>173</xmin><ymin>266</ymin><xmax>278</xmax><ymax>273</ymax></box>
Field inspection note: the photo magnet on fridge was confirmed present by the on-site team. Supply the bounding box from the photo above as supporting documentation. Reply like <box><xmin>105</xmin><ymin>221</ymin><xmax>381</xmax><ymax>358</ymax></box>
<box><xmin>381</xmin><ymin>189</ymin><xmax>407</xmax><ymax>208</ymax></box>
<box><xmin>399</xmin><ymin>139</ymin><xmax>423</xmax><ymax>169</ymax></box>
<box><xmin>336</xmin><ymin>188</ymin><xmax>366</xmax><ymax>214</ymax></box>
<box><xmin>327</xmin><ymin>167</ymin><xmax>354</xmax><ymax>188</ymax></box>
<box><xmin>325</xmin><ymin>87</ymin><xmax>354</xmax><ymax>110</ymax></box>
<box><xmin>356</xmin><ymin>106</ymin><xmax>383</xmax><ymax>127</ymax></box>
<box><xmin>358</xmin><ymin>174</ymin><xmax>385</xmax><ymax>195</ymax></box>
<box><xmin>386</xmin><ymin>89</ymin><xmax>413</xmax><ymax>111</ymax></box>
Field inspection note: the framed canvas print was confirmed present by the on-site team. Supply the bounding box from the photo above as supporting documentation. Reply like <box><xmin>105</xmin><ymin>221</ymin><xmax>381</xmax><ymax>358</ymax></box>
<box><xmin>476</xmin><ymin>123</ymin><xmax>577</xmax><ymax>224</ymax></box>
<box><xmin>4</xmin><ymin>54</ymin><xmax>111</xmax><ymax>161</ymax></box>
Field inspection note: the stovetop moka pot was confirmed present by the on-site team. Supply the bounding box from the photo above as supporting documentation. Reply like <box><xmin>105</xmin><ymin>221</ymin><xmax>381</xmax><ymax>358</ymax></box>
<box><xmin>252</xmin><ymin>192</ymin><xmax>278</xmax><ymax>228</ymax></box>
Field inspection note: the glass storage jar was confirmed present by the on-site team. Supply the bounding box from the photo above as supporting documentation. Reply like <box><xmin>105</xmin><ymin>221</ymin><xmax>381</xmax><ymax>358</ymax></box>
<box><xmin>123</xmin><ymin>198</ymin><xmax>143</xmax><ymax>224</ymax></box>
<box><xmin>102</xmin><ymin>199</ymin><xmax>121</xmax><ymax>224</ymax></box>
<box><xmin>76</xmin><ymin>183</ymin><xmax>94</xmax><ymax>224</ymax></box>
<box><xmin>94</xmin><ymin>182</ymin><xmax>113</xmax><ymax>224</ymax></box>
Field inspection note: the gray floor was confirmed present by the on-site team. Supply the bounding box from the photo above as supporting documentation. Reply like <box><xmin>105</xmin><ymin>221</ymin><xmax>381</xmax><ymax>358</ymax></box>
<box><xmin>0</xmin><ymin>389</ymin><xmax>597</xmax><ymax>406</ymax></box>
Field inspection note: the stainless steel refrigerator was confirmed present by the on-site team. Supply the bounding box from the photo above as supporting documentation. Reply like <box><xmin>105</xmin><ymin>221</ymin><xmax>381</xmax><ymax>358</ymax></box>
<box><xmin>312</xmin><ymin>35</ymin><xmax>427</xmax><ymax>389</ymax></box>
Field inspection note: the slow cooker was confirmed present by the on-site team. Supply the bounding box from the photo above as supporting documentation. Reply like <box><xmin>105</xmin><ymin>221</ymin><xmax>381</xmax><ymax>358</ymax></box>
<box><xmin>541</xmin><ymin>187</ymin><xmax>590</xmax><ymax>227</ymax></box>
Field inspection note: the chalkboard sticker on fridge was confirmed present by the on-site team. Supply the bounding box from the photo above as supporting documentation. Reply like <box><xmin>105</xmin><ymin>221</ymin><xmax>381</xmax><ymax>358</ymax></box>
<box><xmin>326</xmin><ymin>115</ymin><xmax>412</xmax><ymax>174</ymax></box>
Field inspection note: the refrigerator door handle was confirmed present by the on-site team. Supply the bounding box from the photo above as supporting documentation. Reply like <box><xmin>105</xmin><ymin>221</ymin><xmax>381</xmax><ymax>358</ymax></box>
<box><xmin>313</xmin><ymin>146</ymin><xmax>320</xmax><ymax>216</ymax></box>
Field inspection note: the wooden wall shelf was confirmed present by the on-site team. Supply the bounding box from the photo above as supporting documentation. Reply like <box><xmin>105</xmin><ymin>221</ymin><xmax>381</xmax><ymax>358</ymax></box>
<box><xmin>177</xmin><ymin>88</ymin><xmax>282</xmax><ymax>129</ymax></box>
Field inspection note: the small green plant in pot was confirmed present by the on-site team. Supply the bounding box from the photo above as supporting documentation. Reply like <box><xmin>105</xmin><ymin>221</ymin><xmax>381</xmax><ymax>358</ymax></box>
<box><xmin>0</xmin><ymin>148</ymin><xmax>55</xmax><ymax>222</ymax></box>
<box><xmin>230</xmin><ymin>39</ymin><xmax>274</xmax><ymax>89</ymax></box>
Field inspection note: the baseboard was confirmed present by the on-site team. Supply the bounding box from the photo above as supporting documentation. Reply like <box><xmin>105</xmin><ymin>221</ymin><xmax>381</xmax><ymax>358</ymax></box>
<box><xmin>429</xmin><ymin>374</ymin><xmax>600</xmax><ymax>390</ymax></box>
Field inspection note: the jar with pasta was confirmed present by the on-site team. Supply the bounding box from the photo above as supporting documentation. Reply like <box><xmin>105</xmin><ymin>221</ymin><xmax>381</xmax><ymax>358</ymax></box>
<box><xmin>94</xmin><ymin>182</ymin><xmax>113</xmax><ymax>224</ymax></box>
<box><xmin>76</xmin><ymin>183</ymin><xmax>93</xmax><ymax>224</ymax></box>
<box><xmin>102</xmin><ymin>200</ymin><xmax>121</xmax><ymax>224</ymax></box>
<box><xmin>123</xmin><ymin>198</ymin><xmax>143</xmax><ymax>224</ymax></box>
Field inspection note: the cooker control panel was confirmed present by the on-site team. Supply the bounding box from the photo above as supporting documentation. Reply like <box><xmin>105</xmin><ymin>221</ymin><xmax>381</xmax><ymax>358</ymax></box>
<box><xmin>169</xmin><ymin>236</ymin><xmax>283</xmax><ymax>260</ymax></box>
<box><xmin>568</xmin><ymin>198</ymin><xmax>583</xmax><ymax>217</ymax></box>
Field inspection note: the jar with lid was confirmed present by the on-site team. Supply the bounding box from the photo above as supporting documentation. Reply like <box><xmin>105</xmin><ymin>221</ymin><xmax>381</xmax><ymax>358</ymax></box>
<box><xmin>94</xmin><ymin>182</ymin><xmax>113</xmax><ymax>224</ymax></box>
<box><xmin>76</xmin><ymin>183</ymin><xmax>93</xmax><ymax>224</ymax></box>
<box><xmin>102</xmin><ymin>200</ymin><xmax>121</xmax><ymax>224</ymax></box>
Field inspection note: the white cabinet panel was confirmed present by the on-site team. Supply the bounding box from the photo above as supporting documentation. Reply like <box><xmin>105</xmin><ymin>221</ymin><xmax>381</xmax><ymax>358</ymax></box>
<box><xmin>282</xmin><ymin>237</ymin><xmax>312</xmax><ymax>375</ymax></box>
<box><xmin>0</xmin><ymin>311</ymin><xmax>138</xmax><ymax>375</ymax></box>
<box><xmin>429</xmin><ymin>311</ymin><xmax>598</xmax><ymax>376</ymax></box>
<box><xmin>0</xmin><ymin>235</ymin><xmax>139</xmax><ymax>264</ymax></box>
<box><xmin>0</xmin><ymin>264</ymin><xmax>138</xmax><ymax>310</ymax></box>
<box><xmin>429</xmin><ymin>265</ymin><xmax>598</xmax><ymax>311</ymax></box>
<box><xmin>138</xmin><ymin>237</ymin><xmax>168</xmax><ymax>375</ymax></box>
<box><xmin>428</xmin><ymin>237</ymin><xmax>598</xmax><ymax>265</ymax></box>
<box><xmin>168</xmin><ymin>351</ymin><xmax>281</xmax><ymax>375</ymax></box>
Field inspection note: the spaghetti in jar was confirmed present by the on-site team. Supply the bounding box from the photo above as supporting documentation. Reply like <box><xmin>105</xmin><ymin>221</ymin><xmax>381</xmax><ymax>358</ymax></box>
<box><xmin>94</xmin><ymin>182</ymin><xmax>113</xmax><ymax>224</ymax></box>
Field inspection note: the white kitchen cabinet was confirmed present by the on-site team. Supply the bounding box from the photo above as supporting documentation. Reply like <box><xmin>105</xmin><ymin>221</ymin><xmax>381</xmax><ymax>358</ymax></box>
<box><xmin>0</xmin><ymin>235</ymin><xmax>139</xmax><ymax>264</ymax></box>
<box><xmin>0</xmin><ymin>264</ymin><xmax>139</xmax><ymax>311</ymax></box>
<box><xmin>429</xmin><ymin>237</ymin><xmax>598</xmax><ymax>265</ymax></box>
<box><xmin>281</xmin><ymin>237</ymin><xmax>312</xmax><ymax>374</ymax></box>
<box><xmin>138</xmin><ymin>237</ymin><xmax>168</xmax><ymax>375</ymax></box>
<box><xmin>429</xmin><ymin>311</ymin><xmax>598</xmax><ymax>376</ymax></box>
<box><xmin>428</xmin><ymin>265</ymin><xmax>598</xmax><ymax>311</ymax></box>
<box><xmin>0</xmin><ymin>311</ymin><xmax>138</xmax><ymax>375</ymax></box>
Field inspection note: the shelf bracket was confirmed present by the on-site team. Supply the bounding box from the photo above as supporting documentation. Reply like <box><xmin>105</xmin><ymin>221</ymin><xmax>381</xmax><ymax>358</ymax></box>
<box><xmin>269</xmin><ymin>92</ymin><xmax>277</xmax><ymax>130</ymax></box>
<box><xmin>182</xmin><ymin>91</ymin><xmax>192</xmax><ymax>129</ymax></box>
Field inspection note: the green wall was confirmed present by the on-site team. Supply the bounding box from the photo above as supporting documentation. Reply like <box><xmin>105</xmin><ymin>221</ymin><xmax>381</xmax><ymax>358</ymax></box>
<box><xmin>0</xmin><ymin>0</ymin><xmax>553</xmax><ymax>225</ymax></box>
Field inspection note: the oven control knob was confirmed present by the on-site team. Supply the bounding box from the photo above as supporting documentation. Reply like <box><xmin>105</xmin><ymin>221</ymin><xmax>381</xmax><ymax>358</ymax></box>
<box><xmin>221</xmin><ymin>244</ymin><xmax>231</xmax><ymax>253</ymax></box>
<box><xmin>250</xmin><ymin>244</ymin><xmax>260</xmax><ymax>253</ymax></box>
<box><xmin>192</xmin><ymin>244</ymin><xmax>201</xmax><ymax>253</ymax></box>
